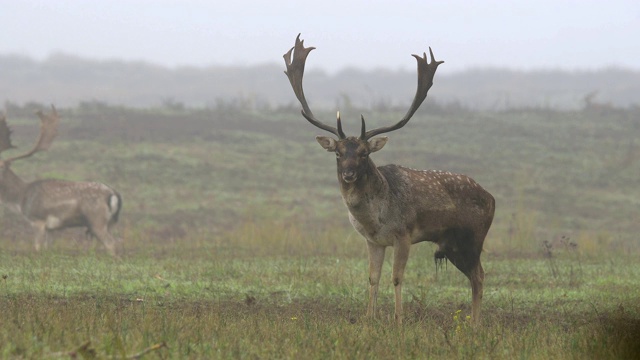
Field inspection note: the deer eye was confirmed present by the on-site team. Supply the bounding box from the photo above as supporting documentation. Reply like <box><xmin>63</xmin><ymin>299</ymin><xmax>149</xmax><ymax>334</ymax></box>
<box><xmin>335</xmin><ymin>152</ymin><xmax>342</xmax><ymax>158</ymax></box>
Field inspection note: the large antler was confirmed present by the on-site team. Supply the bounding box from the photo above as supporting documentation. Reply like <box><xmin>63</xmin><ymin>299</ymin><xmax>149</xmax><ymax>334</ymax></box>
<box><xmin>284</xmin><ymin>34</ymin><xmax>346</xmax><ymax>139</ymax></box>
<box><xmin>3</xmin><ymin>105</ymin><xmax>60</xmax><ymax>163</ymax></box>
<box><xmin>362</xmin><ymin>48</ymin><xmax>444</xmax><ymax>140</ymax></box>
<box><xmin>0</xmin><ymin>114</ymin><xmax>17</xmax><ymax>156</ymax></box>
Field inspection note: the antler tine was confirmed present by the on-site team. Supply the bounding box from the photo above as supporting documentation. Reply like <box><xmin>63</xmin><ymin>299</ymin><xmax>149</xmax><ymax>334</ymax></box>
<box><xmin>362</xmin><ymin>47</ymin><xmax>444</xmax><ymax>140</ymax></box>
<box><xmin>284</xmin><ymin>34</ymin><xmax>345</xmax><ymax>139</ymax></box>
<box><xmin>4</xmin><ymin>105</ymin><xmax>60</xmax><ymax>163</ymax></box>
<box><xmin>0</xmin><ymin>113</ymin><xmax>17</xmax><ymax>155</ymax></box>
<box><xmin>34</xmin><ymin>104</ymin><xmax>60</xmax><ymax>152</ymax></box>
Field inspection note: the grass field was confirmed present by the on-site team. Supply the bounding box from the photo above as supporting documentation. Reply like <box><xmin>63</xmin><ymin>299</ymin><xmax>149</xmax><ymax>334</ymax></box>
<box><xmin>0</xmin><ymin>103</ymin><xmax>639</xmax><ymax>358</ymax></box>
<box><xmin>1</xmin><ymin>232</ymin><xmax>639</xmax><ymax>359</ymax></box>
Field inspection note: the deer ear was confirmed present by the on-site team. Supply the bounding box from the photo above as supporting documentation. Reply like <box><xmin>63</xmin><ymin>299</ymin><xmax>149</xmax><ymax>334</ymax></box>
<box><xmin>316</xmin><ymin>136</ymin><xmax>337</xmax><ymax>152</ymax></box>
<box><xmin>368</xmin><ymin>136</ymin><xmax>388</xmax><ymax>153</ymax></box>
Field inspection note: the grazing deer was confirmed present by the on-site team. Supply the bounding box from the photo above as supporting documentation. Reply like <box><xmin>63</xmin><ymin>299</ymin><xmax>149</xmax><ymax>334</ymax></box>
<box><xmin>284</xmin><ymin>35</ymin><xmax>495</xmax><ymax>325</ymax></box>
<box><xmin>0</xmin><ymin>106</ymin><xmax>122</xmax><ymax>256</ymax></box>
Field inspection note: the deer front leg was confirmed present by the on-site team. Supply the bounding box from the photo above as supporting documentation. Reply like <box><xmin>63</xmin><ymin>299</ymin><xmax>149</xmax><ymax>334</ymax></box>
<box><xmin>366</xmin><ymin>242</ymin><xmax>385</xmax><ymax>319</ymax></box>
<box><xmin>392</xmin><ymin>240</ymin><xmax>411</xmax><ymax>325</ymax></box>
<box><xmin>32</xmin><ymin>222</ymin><xmax>47</xmax><ymax>251</ymax></box>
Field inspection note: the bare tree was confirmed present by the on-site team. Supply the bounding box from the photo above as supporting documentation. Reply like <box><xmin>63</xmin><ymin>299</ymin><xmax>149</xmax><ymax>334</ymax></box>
<box><xmin>284</xmin><ymin>34</ymin><xmax>495</xmax><ymax>325</ymax></box>
<box><xmin>0</xmin><ymin>106</ymin><xmax>122</xmax><ymax>256</ymax></box>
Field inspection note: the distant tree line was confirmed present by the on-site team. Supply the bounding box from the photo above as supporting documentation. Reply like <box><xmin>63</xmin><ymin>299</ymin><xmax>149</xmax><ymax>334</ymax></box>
<box><xmin>1</xmin><ymin>53</ymin><xmax>639</xmax><ymax>111</ymax></box>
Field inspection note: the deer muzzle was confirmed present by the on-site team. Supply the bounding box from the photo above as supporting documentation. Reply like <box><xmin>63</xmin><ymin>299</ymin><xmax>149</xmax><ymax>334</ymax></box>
<box><xmin>342</xmin><ymin>170</ymin><xmax>357</xmax><ymax>183</ymax></box>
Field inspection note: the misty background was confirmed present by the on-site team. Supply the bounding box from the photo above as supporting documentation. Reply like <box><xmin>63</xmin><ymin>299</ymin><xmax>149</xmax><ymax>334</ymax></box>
<box><xmin>1</xmin><ymin>1</ymin><xmax>639</xmax><ymax>110</ymax></box>
<box><xmin>0</xmin><ymin>0</ymin><xmax>639</xmax><ymax>241</ymax></box>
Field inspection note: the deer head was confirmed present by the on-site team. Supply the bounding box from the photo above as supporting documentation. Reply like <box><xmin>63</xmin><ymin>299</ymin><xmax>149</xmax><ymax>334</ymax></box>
<box><xmin>283</xmin><ymin>34</ymin><xmax>443</xmax><ymax>184</ymax></box>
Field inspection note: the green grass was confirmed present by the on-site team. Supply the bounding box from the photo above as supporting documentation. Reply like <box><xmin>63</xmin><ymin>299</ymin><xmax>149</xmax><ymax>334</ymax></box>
<box><xmin>5</xmin><ymin>105</ymin><xmax>639</xmax><ymax>244</ymax></box>
<box><xmin>1</xmin><ymin>226</ymin><xmax>639</xmax><ymax>359</ymax></box>
<box><xmin>1</xmin><ymin>104</ymin><xmax>639</xmax><ymax>358</ymax></box>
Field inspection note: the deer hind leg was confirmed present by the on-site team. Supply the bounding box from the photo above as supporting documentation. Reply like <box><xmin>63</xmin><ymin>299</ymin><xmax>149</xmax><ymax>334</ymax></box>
<box><xmin>91</xmin><ymin>227</ymin><xmax>119</xmax><ymax>257</ymax></box>
<box><xmin>366</xmin><ymin>242</ymin><xmax>386</xmax><ymax>319</ymax></box>
<box><xmin>392</xmin><ymin>240</ymin><xmax>411</xmax><ymax>325</ymax></box>
<box><xmin>441</xmin><ymin>228</ymin><xmax>483</xmax><ymax>324</ymax></box>
<box><xmin>469</xmin><ymin>259</ymin><xmax>484</xmax><ymax>324</ymax></box>
<box><xmin>85</xmin><ymin>207</ymin><xmax>122</xmax><ymax>257</ymax></box>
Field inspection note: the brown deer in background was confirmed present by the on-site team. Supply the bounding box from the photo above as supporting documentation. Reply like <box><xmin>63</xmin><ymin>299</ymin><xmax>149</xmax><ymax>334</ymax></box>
<box><xmin>0</xmin><ymin>106</ymin><xmax>122</xmax><ymax>256</ymax></box>
<box><xmin>284</xmin><ymin>34</ymin><xmax>495</xmax><ymax>325</ymax></box>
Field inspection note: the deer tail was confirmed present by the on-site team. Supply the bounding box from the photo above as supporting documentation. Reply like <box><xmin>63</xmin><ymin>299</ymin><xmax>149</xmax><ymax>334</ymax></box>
<box><xmin>108</xmin><ymin>191</ymin><xmax>123</xmax><ymax>224</ymax></box>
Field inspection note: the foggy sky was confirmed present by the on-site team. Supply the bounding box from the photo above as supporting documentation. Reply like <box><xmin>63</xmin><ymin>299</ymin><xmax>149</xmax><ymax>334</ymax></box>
<box><xmin>1</xmin><ymin>0</ymin><xmax>639</xmax><ymax>73</ymax></box>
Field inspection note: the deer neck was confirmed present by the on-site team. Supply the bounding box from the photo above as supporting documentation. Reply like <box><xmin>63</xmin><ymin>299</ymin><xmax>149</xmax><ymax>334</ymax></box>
<box><xmin>0</xmin><ymin>166</ymin><xmax>27</xmax><ymax>213</ymax></box>
<box><xmin>339</xmin><ymin>158</ymin><xmax>388</xmax><ymax>212</ymax></box>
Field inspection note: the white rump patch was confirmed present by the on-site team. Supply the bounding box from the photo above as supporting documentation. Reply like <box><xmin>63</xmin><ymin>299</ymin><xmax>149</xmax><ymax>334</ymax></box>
<box><xmin>109</xmin><ymin>194</ymin><xmax>119</xmax><ymax>214</ymax></box>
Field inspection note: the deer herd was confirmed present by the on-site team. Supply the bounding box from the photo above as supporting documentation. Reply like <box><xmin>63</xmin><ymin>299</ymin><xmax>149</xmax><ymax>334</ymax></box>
<box><xmin>1</xmin><ymin>34</ymin><xmax>494</xmax><ymax>325</ymax></box>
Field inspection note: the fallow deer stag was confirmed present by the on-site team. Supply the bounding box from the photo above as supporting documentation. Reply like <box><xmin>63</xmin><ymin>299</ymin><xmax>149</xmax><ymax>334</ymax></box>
<box><xmin>284</xmin><ymin>34</ymin><xmax>495</xmax><ymax>325</ymax></box>
<box><xmin>0</xmin><ymin>106</ymin><xmax>122</xmax><ymax>256</ymax></box>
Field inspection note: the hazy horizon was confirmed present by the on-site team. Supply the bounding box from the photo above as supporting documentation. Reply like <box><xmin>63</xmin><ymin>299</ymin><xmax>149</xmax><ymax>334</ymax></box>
<box><xmin>1</xmin><ymin>0</ymin><xmax>639</xmax><ymax>74</ymax></box>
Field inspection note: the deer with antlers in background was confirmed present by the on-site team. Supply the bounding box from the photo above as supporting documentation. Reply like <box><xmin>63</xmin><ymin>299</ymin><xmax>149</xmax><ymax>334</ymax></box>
<box><xmin>0</xmin><ymin>106</ymin><xmax>122</xmax><ymax>256</ymax></box>
<box><xmin>284</xmin><ymin>35</ymin><xmax>495</xmax><ymax>325</ymax></box>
